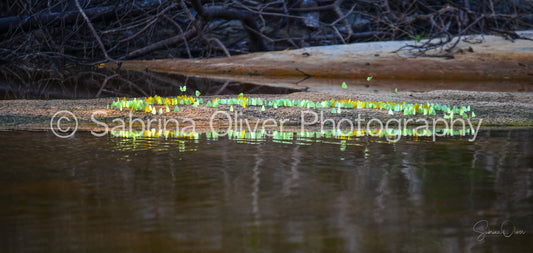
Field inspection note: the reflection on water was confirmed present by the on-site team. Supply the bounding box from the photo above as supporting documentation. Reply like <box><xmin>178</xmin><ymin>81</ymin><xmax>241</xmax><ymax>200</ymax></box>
<box><xmin>2</xmin><ymin>64</ymin><xmax>531</xmax><ymax>99</ymax></box>
<box><xmin>109</xmin><ymin>128</ymin><xmax>473</xmax><ymax>152</ymax></box>
<box><xmin>110</xmin><ymin>128</ymin><xmax>476</xmax><ymax>150</ymax></box>
<box><xmin>0</xmin><ymin>129</ymin><xmax>532</xmax><ymax>252</ymax></box>
<box><xmin>0</xmin><ymin>65</ymin><xmax>298</xmax><ymax>99</ymax></box>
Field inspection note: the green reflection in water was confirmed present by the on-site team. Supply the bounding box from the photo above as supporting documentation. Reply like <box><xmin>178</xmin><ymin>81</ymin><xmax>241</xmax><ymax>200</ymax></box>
<box><xmin>110</xmin><ymin>128</ymin><xmax>473</xmax><ymax>151</ymax></box>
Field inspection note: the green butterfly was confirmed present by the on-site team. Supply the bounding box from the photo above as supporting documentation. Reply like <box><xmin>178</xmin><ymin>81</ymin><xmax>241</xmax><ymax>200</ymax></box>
<box><xmin>180</xmin><ymin>86</ymin><xmax>186</xmax><ymax>92</ymax></box>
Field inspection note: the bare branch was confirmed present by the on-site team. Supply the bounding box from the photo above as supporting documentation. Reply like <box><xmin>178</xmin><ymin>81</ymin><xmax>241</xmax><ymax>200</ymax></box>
<box><xmin>74</xmin><ymin>0</ymin><xmax>116</xmax><ymax>63</ymax></box>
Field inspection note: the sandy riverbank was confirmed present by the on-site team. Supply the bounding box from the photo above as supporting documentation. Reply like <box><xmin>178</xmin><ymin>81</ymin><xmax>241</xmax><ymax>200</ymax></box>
<box><xmin>1</xmin><ymin>90</ymin><xmax>532</xmax><ymax>134</ymax></box>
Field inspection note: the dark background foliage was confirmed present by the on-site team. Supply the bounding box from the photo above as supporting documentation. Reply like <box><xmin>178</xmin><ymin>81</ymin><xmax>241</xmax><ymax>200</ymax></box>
<box><xmin>1</xmin><ymin>0</ymin><xmax>532</xmax><ymax>66</ymax></box>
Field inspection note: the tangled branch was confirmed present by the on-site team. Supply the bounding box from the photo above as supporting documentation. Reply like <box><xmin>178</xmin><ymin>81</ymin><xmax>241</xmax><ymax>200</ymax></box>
<box><xmin>0</xmin><ymin>0</ymin><xmax>531</xmax><ymax>67</ymax></box>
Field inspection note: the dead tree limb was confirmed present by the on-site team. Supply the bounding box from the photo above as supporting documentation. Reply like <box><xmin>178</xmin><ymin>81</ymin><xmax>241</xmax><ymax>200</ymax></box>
<box><xmin>0</xmin><ymin>4</ymin><xmax>119</xmax><ymax>34</ymax></box>
<box><xmin>74</xmin><ymin>0</ymin><xmax>116</xmax><ymax>64</ymax></box>
<box><xmin>189</xmin><ymin>0</ymin><xmax>268</xmax><ymax>52</ymax></box>
<box><xmin>124</xmin><ymin>29</ymin><xmax>197</xmax><ymax>59</ymax></box>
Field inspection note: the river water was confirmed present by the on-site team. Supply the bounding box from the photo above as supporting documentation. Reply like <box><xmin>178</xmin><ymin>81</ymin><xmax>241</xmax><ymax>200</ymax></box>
<box><xmin>0</xmin><ymin>128</ymin><xmax>531</xmax><ymax>252</ymax></box>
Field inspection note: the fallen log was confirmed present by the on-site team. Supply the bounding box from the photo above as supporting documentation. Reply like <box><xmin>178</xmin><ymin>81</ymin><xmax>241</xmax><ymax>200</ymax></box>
<box><xmin>104</xmin><ymin>31</ymin><xmax>533</xmax><ymax>83</ymax></box>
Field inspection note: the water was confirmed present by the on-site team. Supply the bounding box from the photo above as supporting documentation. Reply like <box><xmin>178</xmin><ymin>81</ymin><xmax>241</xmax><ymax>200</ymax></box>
<box><xmin>0</xmin><ymin>129</ymin><xmax>532</xmax><ymax>252</ymax></box>
<box><xmin>0</xmin><ymin>66</ymin><xmax>298</xmax><ymax>99</ymax></box>
<box><xmin>2</xmin><ymin>65</ymin><xmax>531</xmax><ymax>99</ymax></box>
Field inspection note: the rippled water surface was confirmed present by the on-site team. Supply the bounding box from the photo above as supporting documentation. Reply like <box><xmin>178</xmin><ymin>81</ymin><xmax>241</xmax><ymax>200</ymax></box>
<box><xmin>0</xmin><ymin>129</ymin><xmax>532</xmax><ymax>252</ymax></box>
